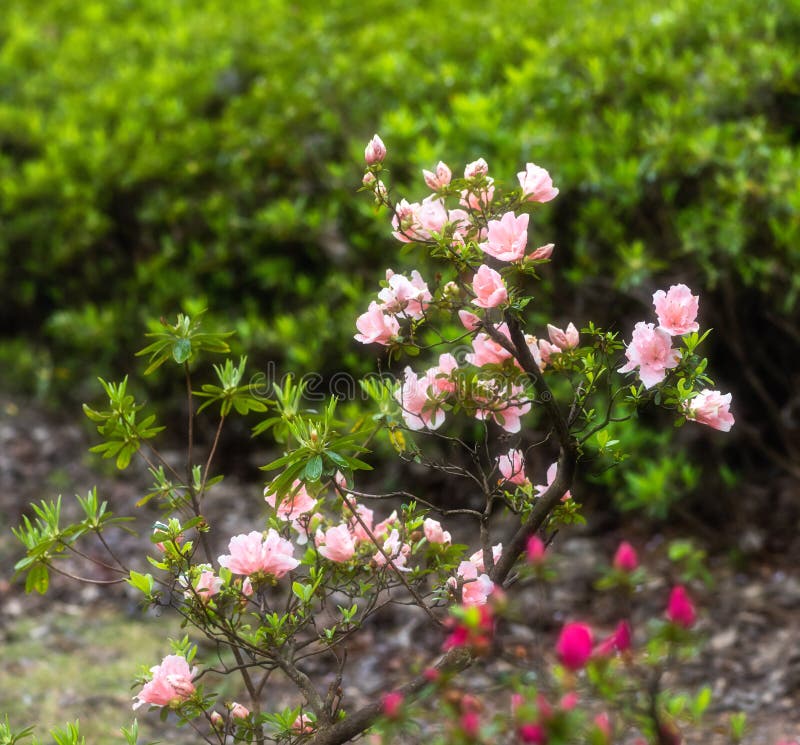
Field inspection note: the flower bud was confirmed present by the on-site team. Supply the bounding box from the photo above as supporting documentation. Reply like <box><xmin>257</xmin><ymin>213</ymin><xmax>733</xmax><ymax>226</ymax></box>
<box><xmin>612</xmin><ymin>541</ymin><xmax>639</xmax><ymax>572</ymax></box>
<box><xmin>364</xmin><ymin>134</ymin><xmax>386</xmax><ymax>165</ymax></box>
<box><xmin>526</xmin><ymin>535</ymin><xmax>546</xmax><ymax>565</ymax></box>
<box><xmin>210</xmin><ymin>711</ymin><xmax>224</xmax><ymax>729</ymax></box>
<box><xmin>381</xmin><ymin>691</ymin><xmax>404</xmax><ymax>719</ymax></box>
<box><xmin>666</xmin><ymin>585</ymin><xmax>697</xmax><ymax>628</ymax></box>
<box><xmin>556</xmin><ymin>622</ymin><xmax>594</xmax><ymax>670</ymax></box>
<box><xmin>464</xmin><ymin>158</ymin><xmax>489</xmax><ymax>179</ymax></box>
<box><xmin>230</xmin><ymin>702</ymin><xmax>250</xmax><ymax>719</ymax></box>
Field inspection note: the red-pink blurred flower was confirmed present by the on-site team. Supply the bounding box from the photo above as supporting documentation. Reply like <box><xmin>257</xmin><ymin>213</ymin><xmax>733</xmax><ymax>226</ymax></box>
<box><xmin>364</xmin><ymin>134</ymin><xmax>386</xmax><ymax>165</ymax></box>
<box><xmin>518</xmin><ymin>723</ymin><xmax>547</xmax><ymax>744</ymax></box>
<box><xmin>472</xmin><ymin>265</ymin><xmax>508</xmax><ymax>308</ymax></box>
<box><xmin>556</xmin><ymin>622</ymin><xmax>594</xmax><ymax>670</ymax></box>
<box><xmin>653</xmin><ymin>284</ymin><xmax>699</xmax><ymax>336</ymax></box>
<box><xmin>686</xmin><ymin>390</ymin><xmax>734</xmax><ymax>432</ymax></box>
<box><xmin>594</xmin><ymin>712</ymin><xmax>612</xmax><ymax>742</ymax></box>
<box><xmin>517</xmin><ymin>162</ymin><xmax>559</xmax><ymax>203</ymax></box>
<box><xmin>559</xmin><ymin>691</ymin><xmax>579</xmax><ymax>710</ymax></box>
<box><xmin>479</xmin><ymin>211</ymin><xmax>529</xmax><ymax>262</ymax></box>
<box><xmin>133</xmin><ymin>654</ymin><xmax>196</xmax><ymax>709</ymax></box>
<box><xmin>317</xmin><ymin>524</ymin><xmax>356</xmax><ymax>563</ymax></box>
<box><xmin>354</xmin><ymin>302</ymin><xmax>400</xmax><ymax>346</ymax></box>
<box><xmin>460</xmin><ymin>710</ymin><xmax>481</xmax><ymax>737</ymax></box>
<box><xmin>595</xmin><ymin>620</ymin><xmax>632</xmax><ymax>657</ymax></box>
<box><xmin>218</xmin><ymin>529</ymin><xmax>299</xmax><ymax>579</ymax></box>
<box><xmin>666</xmin><ymin>585</ymin><xmax>697</xmax><ymax>628</ymax></box>
<box><xmin>381</xmin><ymin>691</ymin><xmax>404</xmax><ymax>719</ymax></box>
<box><xmin>619</xmin><ymin>321</ymin><xmax>680</xmax><ymax>389</ymax></box>
<box><xmin>613</xmin><ymin>541</ymin><xmax>639</xmax><ymax>572</ymax></box>
<box><xmin>498</xmin><ymin>449</ymin><xmax>529</xmax><ymax>486</ymax></box>
<box><xmin>526</xmin><ymin>535</ymin><xmax>546</xmax><ymax>564</ymax></box>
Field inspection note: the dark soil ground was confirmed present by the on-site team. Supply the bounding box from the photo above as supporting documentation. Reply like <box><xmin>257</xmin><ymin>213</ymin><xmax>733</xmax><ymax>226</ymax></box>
<box><xmin>1</xmin><ymin>398</ymin><xmax>798</xmax><ymax>744</ymax></box>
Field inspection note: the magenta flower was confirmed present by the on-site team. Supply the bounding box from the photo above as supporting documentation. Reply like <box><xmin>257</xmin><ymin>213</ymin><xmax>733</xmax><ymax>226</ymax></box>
<box><xmin>218</xmin><ymin>529</ymin><xmax>299</xmax><ymax>579</ymax></box>
<box><xmin>354</xmin><ymin>301</ymin><xmax>400</xmax><ymax>345</ymax></box>
<box><xmin>653</xmin><ymin>284</ymin><xmax>699</xmax><ymax>336</ymax></box>
<box><xmin>423</xmin><ymin>517</ymin><xmax>451</xmax><ymax>545</ymax></box>
<box><xmin>556</xmin><ymin>622</ymin><xmax>594</xmax><ymax>670</ymax></box>
<box><xmin>364</xmin><ymin>134</ymin><xmax>386</xmax><ymax>165</ymax></box>
<box><xmin>612</xmin><ymin>541</ymin><xmax>639</xmax><ymax>572</ymax></box>
<box><xmin>498</xmin><ymin>449</ymin><xmax>529</xmax><ymax>486</ymax></box>
<box><xmin>666</xmin><ymin>585</ymin><xmax>697</xmax><ymax>628</ymax></box>
<box><xmin>479</xmin><ymin>211</ymin><xmax>529</xmax><ymax>262</ymax></box>
<box><xmin>686</xmin><ymin>389</ymin><xmax>734</xmax><ymax>432</ymax></box>
<box><xmin>423</xmin><ymin>161</ymin><xmax>452</xmax><ymax>189</ymax></box>
<box><xmin>517</xmin><ymin>162</ymin><xmax>559</xmax><ymax>203</ymax></box>
<box><xmin>595</xmin><ymin>620</ymin><xmax>632</xmax><ymax>657</ymax></box>
<box><xmin>133</xmin><ymin>654</ymin><xmax>197</xmax><ymax>709</ymax></box>
<box><xmin>317</xmin><ymin>524</ymin><xmax>356</xmax><ymax>563</ymax></box>
<box><xmin>381</xmin><ymin>691</ymin><xmax>404</xmax><ymax>719</ymax></box>
<box><xmin>526</xmin><ymin>535</ymin><xmax>546</xmax><ymax>564</ymax></box>
<box><xmin>472</xmin><ymin>265</ymin><xmax>508</xmax><ymax>308</ymax></box>
<box><xmin>518</xmin><ymin>723</ymin><xmax>547</xmax><ymax>744</ymax></box>
<box><xmin>619</xmin><ymin>321</ymin><xmax>680</xmax><ymax>388</ymax></box>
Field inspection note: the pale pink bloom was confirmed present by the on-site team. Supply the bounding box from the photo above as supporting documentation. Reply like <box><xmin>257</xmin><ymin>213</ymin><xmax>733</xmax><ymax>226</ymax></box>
<box><xmin>292</xmin><ymin>714</ymin><xmax>315</xmax><ymax>733</ymax></box>
<box><xmin>230</xmin><ymin>702</ymin><xmax>250</xmax><ymax>719</ymax></box>
<box><xmin>538</xmin><ymin>338</ymin><xmax>558</xmax><ymax>364</ymax></box>
<box><xmin>415</xmin><ymin>196</ymin><xmax>450</xmax><ymax>237</ymax></box>
<box><xmin>391</xmin><ymin>199</ymin><xmax>419</xmax><ymax>243</ymax></box>
<box><xmin>464</xmin><ymin>158</ymin><xmax>489</xmax><ymax>178</ymax></box>
<box><xmin>524</xmin><ymin>335</ymin><xmax>545</xmax><ymax>371</ymax></box>
<box><xmin>472</xmin><ymin>265</ymin><xmax>508</xmax><ymax>308</ymax></box>
<box><xmin>547</xmin><ymin>322</ymin><xmax>579</xmax><ymax>350</ymax></box>
<box><xmin>473</xmin><ymin>381</ymin><xmax>531</xmax><ymax>433</ymax></box>
<box><xmin>427</xmin><ymin>353</ymin><xmax>459</xmax><ymax>395</ymax></box>
<box><xmin>133</xmin><ymin>654</ymin><xmax>197</xmax><ymax>709</ymax></box>
<box><xmin>479</xmin><ymin>212</ymin><xmax>529</xmax><ymax>262</ymax></box>
<box><xmin>619</xmin><ymin>321</ymin><xmax>680</xmax><ymax>388</ymax></box>
<box><xmin>241</xmin><ymin>578</ymin><xmax>253</xmax><ymax>597</ymax></box>
<box><xmin>423</xmin><ymin>161</ymin><xmax>452</xmax><ymax>189</ymax></box>
<box><xmin>395</xmin><ymin>366</ymin><xmax>446</xmax><ymax>431</ymax></box>
<box><xmin>318</xmin><ymin>524</ymin><xmax>356</xmax><ymax>563</ymax></box>
<box><xmin>373</xmin><ymin>510</ymin><xmax>398</xmax><ymax>538</ymax></box>
<box><xmin>498</xmin><ymin>449</ymin><xmax>529</xmax><ymax>486</ymax></box>
<box><xmin>374</xmin><ymin>528</ymin><xmax>411</xmax><ymax>571</ymax></box>
<box><xmin>465</xmin><ymin>324</ymin><xmax>514</xmax><ymax>367</ymax></box>
<box><xmin>364</xmin><ymin>134</ymin><xmax>386</xmax><ymax>165</ymax></box>
<box><xmin>653</xmin><ymin>284</ymin><xmax>699</xmax><ymax>336</ymax></box>
<box><xmin>218</xmin><ymin>529</ymin><xmax>299</xmax><ymax>579</ymax></box>
<box><xmin>354</xmin><ymin>301</ymin><xmax>400</xmax><ymax>345</ymax></box>
<box><xmin>347</xmin><ymin>503</ymin><xmax>375</xmax><ymax>542</ymax></box>
<box><xmin>459</xmin><ymin>310</ymin><xmax>481</xmax><ymax>331</ymax></box>
<box><xmin>460</xmin><ymin>179</ymin><xmax>495</xmax><ymax>210</ymax></box>
<box><xmin>686</xmin><ymin>390</ymin><xmax>734</xmax><ymax>432</ymax></box>
<box><xmin>451</xmin><ymin>560</ymin><xmax>494</xmax><ymax>606</ymax></box>
<box><xmin>527</xmin><ymin>243</ymin><xmax>554</xmax><ymax>261</ymax></box>
<box><xmin>517</xmin><ymin>163</ymin><xmax>559</xmax><ymax>203</ymax></box>
<box><xmin>534</xmin><ymin>462</ymin><xmax>572</xmax><ymax>501</ymax></box>
<box><xmin>423</xmin><ymin>517</ymin><xmax>451</xmax><ymax>544</ymax></box>
<box><xmin>379</xmin><ymin>269</ymin><xmax>431</xmax><ymax>318</ymax></box>
<box><xmin>469</xmin><ymin>543</ymin><xmax>503</xmax><ymax>573</ymax></box>
<box><xmin>192</xmin><ymin>570</ymin><xmax>223</xmax><ymax>602</ymax></box>
<box><xmin>264</xmin><ymin>480</ymin><xmax>316</xmax><ymax>520</ymax></box>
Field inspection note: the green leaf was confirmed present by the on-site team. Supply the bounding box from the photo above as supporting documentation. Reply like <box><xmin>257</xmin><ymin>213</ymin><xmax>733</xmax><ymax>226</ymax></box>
<box><xmin>172</xmin><ymin>338</ymin><xmax>192</xmax><ymax>364</ymax></box>
<box><xmin>304</xmin><ymin>455</ymin><xmax>323</xmax><ymax>482</ymax></box>
<box><xmin>26</xmin><ymin>563</ymin><xmax>49</xmax><ymax>595</ymax></box>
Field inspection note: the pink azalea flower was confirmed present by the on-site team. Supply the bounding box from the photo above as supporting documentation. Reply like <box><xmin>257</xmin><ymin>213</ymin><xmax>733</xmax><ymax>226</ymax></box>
<box><xmin>469</xmin><ymin>543</ymin><xmax>503</xmax><ymax>573</ymax></box>
<box><xmin>612</xmin><ymin>541</ymin><xmax>639</xmax><ymax>572</ymax></box>
<box><xmin>472</xmin><ymin>265</ymin><xmax>508</xmax><ymax>308</ymax></box>
<box><xmin>395</xmin><ymin>367</ymin><xmax>446</xmax><ymax>431</ymax></box>
<box><xmin>460</xmin><ymin>179</ymin><xmax>495</xmax><ymax>210</ymax></box>
<box><xmin>538</xmin><ymin>337</ymin><xmax>558</xmax><ymax>365</ymax></box>
<box><xmin>374</xmin><ymin>528</ymin><xmax>411</xmax><ymax>571</ymax></box>
<box><xmin>517</xmin><ymin>162</ymin><xmax>559</xmax><ymax>203</ymax></box>
<box><xmin>378</xmin><ymin>268</ymin><xmax>432</xmax><ymax>319</ymax></box>
<box><xmin>453</xmin><ymin>560</ymin><xmax>494</xmax><ymax>606</ymax></box>
<box><xmin>391</xmin><ymin>199</ymin><xmax>420</xmax><ymax>243</ymax></box>
<box><xmin>423</xmin><ymin>517</ymin><xmax>451</xmax><ymax>544</ymax></box>
<box><xmin>230</xmin><ymin>702</ymin><xmax>250</xmax><ymax>719</ymax></box>
<box><xmin>464</xmin><ymin>158</ymin><xmax>489</xmax><ymax>178</ymax></box>
<box><xmin>241</xmin><ymin>578</ymin><xmax>253</xmax><ymax>597</ymax></box>
<box><xmin>364</xmin><ymin>134</ymin><xmax>386</xmax><ymax>165</ymax></box>
<box><xmin>666</xmin><ymin>585</ymin><xmax>697</xmax><ymax>628</ymax></box>
<box><xmin>292</xmin><ymin>714</ymin><xmax>315</xmax><ymax>733</ymax></box>
<box><xmin>534</xmin><ymin>462</ymin><xmax>572</xmax><ymax>501</ymax></box>
<box><xmin>526</xmin><ymin>535</ymin><xmax>546</xmax><ymax>564</ymax></box>
<box><xmin>527</xmin><ymin>242</ymin><xmax>554</xmax><ymax>261</ymax></box>
<box><xmin>354</xmin><ymin>301</ymin><xmax>400</xmax><ymax>345</ymax></box>
<box><xmin>218</xmin><ymin>529</ymin><xmax>299</xmax><ymax>579</ymax></box>
<box><xmin>556</xmin><ymin>622</ymin><xmax>594</xmax><ymax>670</ymax></box>
<box><xmin>619</xmin><ymin>321</ymin><xmax>680</xmax><ymax>388</ymax></box>
<box><xmin>473</xmin><ymin>381</ymin><xmax>531</xmax><ymax>433</ymax></box>
<box><xmin>133</xmin><ymin>654</ymin><xmax>197</xmax><ymax>709</ymax></box>
<box><xmin>191</xmin><ymin>569</ymin><xmax>223</xmax><ymax>603</ymax></box>
<box><xmin>479</xmin><ymin>211</ymin><xmax>529</xmax><ymax>262</ymax></box>
<box><xmin>547</xmin><ymin>322</ymin><xmax>579</xmax><ymax>351</ymax></box>
<box><xmin>595</xmin><ymin>620</ymin><xmax>632</xmax><ymax>657</ymax></box>
<box><xmin>686</xmin><ymin>390</ymin><xmax>735</xmax><ymax>432</ymax></box>
<box><xmin>381</xmin><ymin>691</ymin><xmax>404</xmax><ymax>719</ymax></box>
<box><xmin>347</xmin><ymin>503</ymin><xmax>375</xmax><ymax>542</ymax></box>
<box><xmin>317</xmin><ymin>524</ymin><xmax>356</xmax><ymax>563</ymax></box>
<box><xmin>498</xmin><ymin>449</ymin><xmax>529</xmax><ymax>486</ymax></box>
<box><xmin>427</xmin><ymin>353</ymin><xmax>459</xmax><ymax>395</ymax></box>
<box><xmin>458</xmin><ymin>310</ymin><xmax>482</xmax><ymax>331</ymax></box>
<box><xmin>466</xmin><ymin>332</ymin><xmax>513</xmax><ymax>367</ymax></box>
<box><xmin>460</xmin><ymin>711</ymin><xmax>481</xmax><ymax>737</ymax></box>
<box><xmin>653</xmin><ymin>284</ymin><xmax>699</xmax><ymax>336</ymax></box>
<box><xmin>423</xmin><ymin>161</ymin><xmax>452</xmax><ymax>189</ymax></box>
<box><xmin>264</xmin><ymin>480</ymin><xmax>317</xmax><ymax>520</ymax></box>
<box><xmin>373</xmin><ymin>510</ymin><xmax>398</xmax><ymax>538</ymax></box>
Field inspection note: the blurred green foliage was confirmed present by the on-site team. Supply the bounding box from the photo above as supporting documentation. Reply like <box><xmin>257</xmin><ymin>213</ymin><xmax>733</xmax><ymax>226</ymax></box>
<box><xmin>1</xmin><ymin>0</ymin><xmax>797</xmax><ymax>403</ymax></box>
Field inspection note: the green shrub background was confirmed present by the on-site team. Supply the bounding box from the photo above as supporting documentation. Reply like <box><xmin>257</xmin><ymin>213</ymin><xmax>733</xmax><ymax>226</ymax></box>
<box><xmin>2</xmin><ymin>0</ymin><xmax>797</xmax><ymax>516</ymax></box>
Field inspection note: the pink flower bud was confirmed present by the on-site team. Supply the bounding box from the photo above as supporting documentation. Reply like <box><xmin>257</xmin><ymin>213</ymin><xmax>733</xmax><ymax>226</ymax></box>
<box><xmin>362</xmin><ymin>172</ymin><xmax>376</xmax><ymax>186</ymax></box>
<box><xmin>423</xmin><ymin>161</ymin><xmax>452</xmax><ymax>189</ymax></box>
<box><xmin>526</xmin><ymin>243</ymin><xmax>554</xmax><ymax>261</ymax></box>
<box><xmin>666</xmin><ymin>585</ymin><xmax>697</xmax><ymax>628</ymax></box>
<box><xmin>547</xmin><ymin>322</ymin><xmax>579</xmax><ymax>351</ymax></box>
<box><xmin>230</xmin><ymin>702</ymin><xmax>250</xmax><ymax>719</ymax></box>
<box><xmin>559</xmin><ymin>691</ymin><xmax>579</xmax><ymax>710</ymax></box>
<box><xmin>526</xmin><ymin>535</ymin><xmax>546</xmax><ymax>564</ymax></box>
<box><xmin>210</xmin><ymin>711</ymin><xmax>224</xmax><ymax>729</ymax></box>
<box><xmin>459</xmin><ymin>310</ymin><xmax>482</xmax><ymax>331</ymax></box>
<box><xmin>594</xmin><ymin>712</ymin><xmax>612</xmax><ymax>742</ymax></box>
<box><xmin>464</xmin><ymin>158</ymin><xmax>489</xmax><ymax>178</ymax></box>
<box><xmin>612</xmin><ymin>541</ymin><xmax>639</xmax><ymax>572</ymax></box>
<box><xmin>381</xmin><ymin>691</ymin><xmax>404</xmax><ymax>719</ymax></box>
<box><xmin>518</xmin><ymin>723</ymin><xmax>546</xmax><ymax>744</ymax></box>
<box><xmin>460</xmin><ymin>710</ymin><xmax>481</xmax><ymax>737</ymax></box>
<box><xmin>556</xmin><ymin>622</ymin><xmax>594</xmax><ymax>670</ymax></box>
<box><xmin>364</xmin><ymin>134</ymin><xmax>386</xmax><ymax>165</ymax></box>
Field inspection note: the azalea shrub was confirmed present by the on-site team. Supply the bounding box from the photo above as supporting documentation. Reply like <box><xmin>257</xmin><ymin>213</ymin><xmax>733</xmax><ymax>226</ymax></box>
<box><xmin>7</xmin><ymin>138</ymin><xmax>758</xmax><ymax>745</ymax></box>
